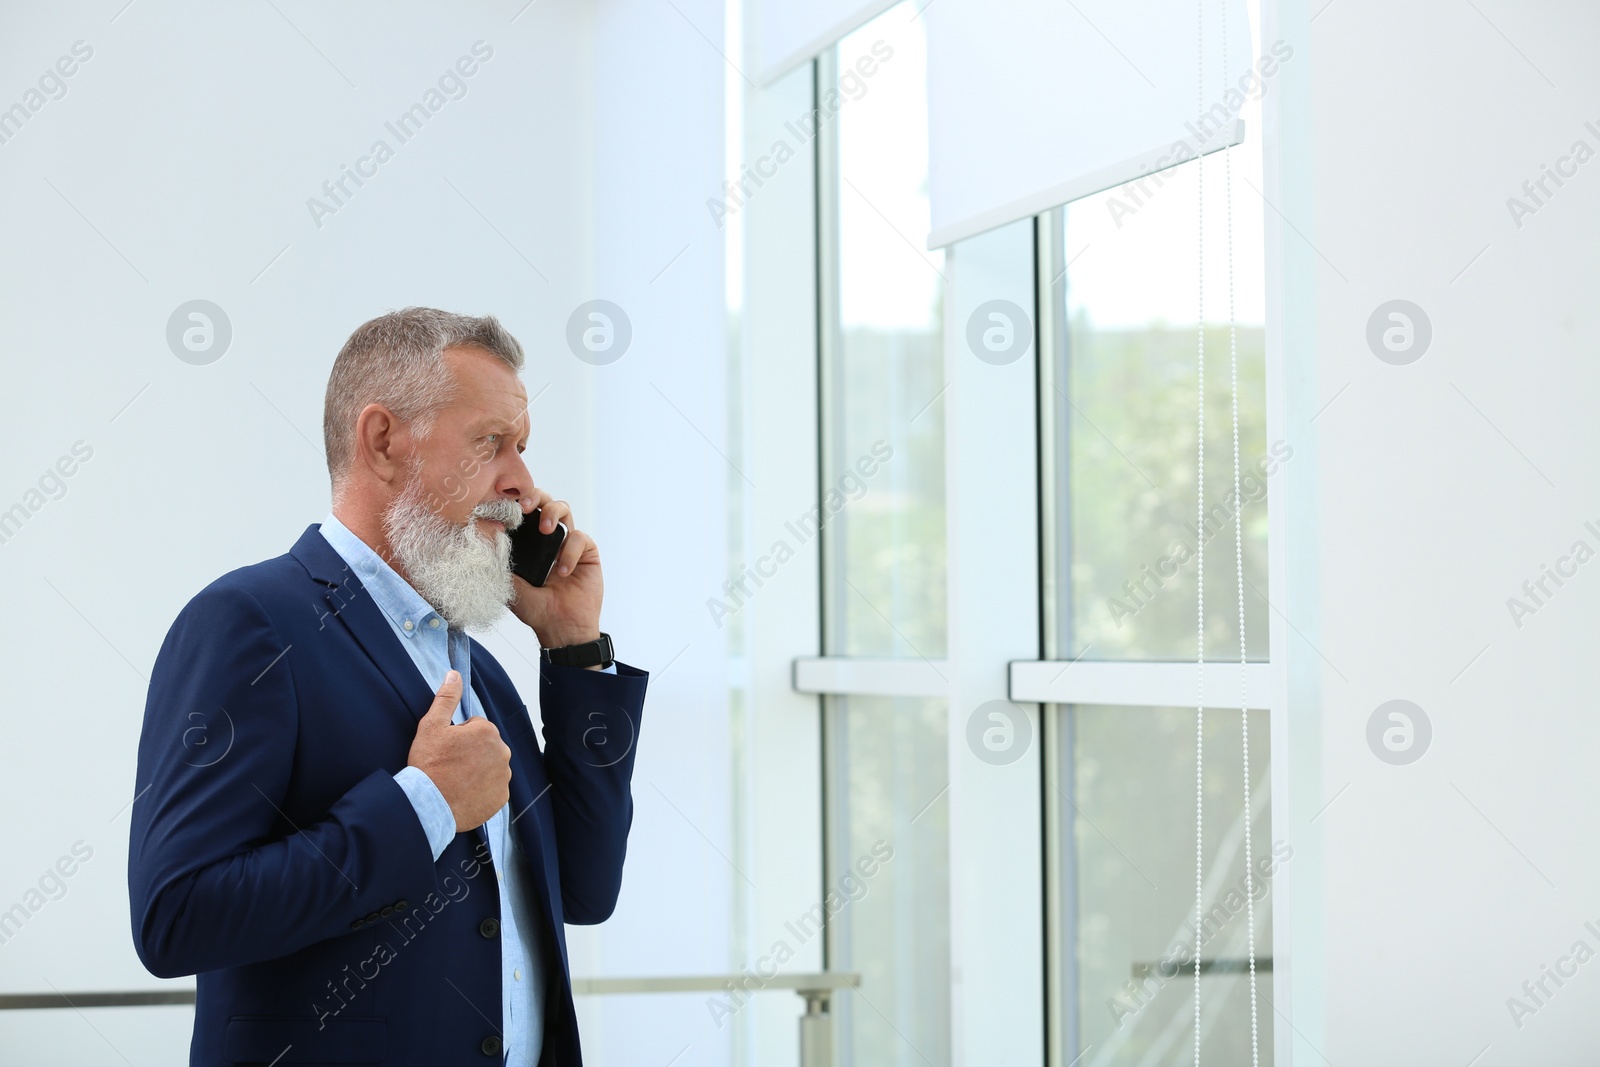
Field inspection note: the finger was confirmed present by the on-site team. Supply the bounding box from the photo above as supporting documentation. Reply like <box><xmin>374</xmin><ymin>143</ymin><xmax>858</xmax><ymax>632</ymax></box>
<box><xmin>540</xmin><ymin>498</ymin><xmax>572</xmax><ymax>534</ymax></box>
<box><xmin>469</xmin><ymin>716</ymin><xmax>503</xmax><ymax>739</ymax></box>
<box><xmin>423</xmin><ymin>669</ymin><xmax>464</xmax><ymax>725</ymax></box>
<box><xmin>555</xmin><ymin>529</ymin><xmax>593</xmax><ymax>577</ymax></box>
<box><xmin>456</xmin><ymin>713</ymin><xmax>502</xmax><ymax>737</ymax></box>
<box><xmin>518</xmin><ymin>488</ymin><xmax>553</xmax><ymax>519</ymax></box>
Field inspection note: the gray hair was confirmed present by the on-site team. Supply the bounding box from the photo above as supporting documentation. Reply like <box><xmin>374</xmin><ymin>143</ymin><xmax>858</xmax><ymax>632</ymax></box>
<box><xmin>322</xmin><ymin>307</ymin><xmax>525</xmax><ymax>497</ymax></box>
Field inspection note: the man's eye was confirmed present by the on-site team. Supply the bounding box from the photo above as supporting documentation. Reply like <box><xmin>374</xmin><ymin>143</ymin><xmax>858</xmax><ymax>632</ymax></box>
<box><xmin>485</xmin><ymin>434</ymin><xmax>501</xmax><ymax>446</ymax></box>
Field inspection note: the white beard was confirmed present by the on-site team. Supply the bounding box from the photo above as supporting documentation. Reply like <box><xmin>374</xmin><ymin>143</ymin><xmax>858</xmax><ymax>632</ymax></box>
<box><xmin>383</xmin><ymin>472</ymin><xmax>525</xmax><ymax>633</ymax></box>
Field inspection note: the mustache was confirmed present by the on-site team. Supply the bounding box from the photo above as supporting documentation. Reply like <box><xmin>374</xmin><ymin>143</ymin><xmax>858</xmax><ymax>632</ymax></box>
<box><xmin>469</xmin><ymin>498</ymin><xmax>524</xmax><ymax>529</ymax></box>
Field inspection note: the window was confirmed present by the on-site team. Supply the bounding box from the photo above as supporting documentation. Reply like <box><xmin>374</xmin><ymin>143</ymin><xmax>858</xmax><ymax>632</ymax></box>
<box><xmin>1057</xmin><ymin>705</ymin><xmax>1274</xmax><ymax>1064</ymax></box>
<box><xmin>779</xmin><ymin>6</ymin><xmax>1279</xmax><ymax>1065</ymax></box>
<box><xmin>1042</xmin><ymin>82</ymin><xmax>1276</xmax><ymax>1064</ymax></box>
<box><xmin>823</xmin><ymin>3</ymin><xmax>947</xmax><ymax>661</ymax></box>
<box><xmin>824</xmin><ymin>696</ymin><xmax>950</xmax><ymax>1067</ymax></box>
<box><xmin>1048</xmin><ymin>123</ymin><xmax>1271</xmax><ymax>663</ymax></box>
<box><xmin>819</xmin><ymin>7</ymin><xmax>951</xmax><ymax>1066</ymax></box>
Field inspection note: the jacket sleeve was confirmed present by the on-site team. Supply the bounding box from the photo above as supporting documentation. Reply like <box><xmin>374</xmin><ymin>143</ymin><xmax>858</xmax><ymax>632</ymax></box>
<box><xmin>127</xmin><ymin>582</ymin><xmax>439</xmax><ymax>978</ymax></box>
<box><xmin>537</xmin><ymin>659</ymin><xmax>648</xmax><ymax>924</ymax></box>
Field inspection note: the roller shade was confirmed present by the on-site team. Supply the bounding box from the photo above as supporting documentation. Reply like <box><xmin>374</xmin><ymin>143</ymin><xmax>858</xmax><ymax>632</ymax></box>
<box><xmin>925</xmin><ymin>0</ymin><xmax>1259</xmax><ymax>248</ymax></box>
<box><xmin>755</xmin><ymin>0</ymin><xmax>899</xmax><ymax>84</ymax></box>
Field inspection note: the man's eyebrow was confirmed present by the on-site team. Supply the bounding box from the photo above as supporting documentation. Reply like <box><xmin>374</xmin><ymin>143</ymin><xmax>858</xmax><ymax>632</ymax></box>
<box><xmin>468</xmin><ymin>414</ymin><xmax>518</xmax><ymax>431</ymax></box>
<box><xmin>467</xmin><ymin>413</ymin><xmax>531</xmax><ymax>443</ymax></box>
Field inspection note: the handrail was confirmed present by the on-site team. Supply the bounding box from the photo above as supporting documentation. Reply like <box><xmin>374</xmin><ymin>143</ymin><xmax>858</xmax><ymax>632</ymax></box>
<box><xmin>572</xmin><ymin>971</ymin><xmax>860</xmax><ymax>995</ymax></box>
<box><xmin>2</xmin><ymin>972</ymin><xmax>863</xmax><ymax>1067</ymax></box>
<box><xmin>0</xmin><ymin>991</ymin><xmax>195</xmax><ymax>1009</ymax></box>
<box><xmin>573</xmin><ymin>970</ymin><xmax>861</xmax><ymax>1067</ymax></box>
<box><xmin>0</xmin><ymin>972</ymin><xmax>863</xmax><ymax>1007</ymax></box>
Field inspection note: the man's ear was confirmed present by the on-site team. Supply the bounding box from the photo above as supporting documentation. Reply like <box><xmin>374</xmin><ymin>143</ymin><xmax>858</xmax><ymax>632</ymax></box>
<box><xmin>352</xmin><ymin>403</ymin><xmax>410</xmax><ymax>485</ymax></box>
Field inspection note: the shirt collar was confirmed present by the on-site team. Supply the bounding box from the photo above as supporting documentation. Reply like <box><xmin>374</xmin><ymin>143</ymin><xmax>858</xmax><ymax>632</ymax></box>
<box><xmin>317</xmin><ymin>512</ymin><xmax>447</xmax><ymax>640</ymax></box>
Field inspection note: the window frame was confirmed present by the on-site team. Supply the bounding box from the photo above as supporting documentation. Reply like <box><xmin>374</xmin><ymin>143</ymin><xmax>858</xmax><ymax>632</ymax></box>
<box><xmin>793</xmin><ymin>160</ymin><xmax>1290</xmax><ymax>1067</ymax></box>
<box><xmin>784</xmin><ymin>8</ymin><xmax>1294</xmax><ymax>1067</ymax></box>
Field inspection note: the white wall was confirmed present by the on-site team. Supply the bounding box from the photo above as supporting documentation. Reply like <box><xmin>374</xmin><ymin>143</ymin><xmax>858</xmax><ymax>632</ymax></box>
<box><xmin>0</xmin><ymin>1</ymin><xmax>737</xmax><ymax>1062</ymax></box>
<box><xmin>1272</xmin><ymin>1</ymin><xmax>1600</xmax><ymax>1063</ymax></box>
<box><xmin>573</xmin><ymin>0</ymin><xmax>743</xmax><ymax>1062</ymax></box>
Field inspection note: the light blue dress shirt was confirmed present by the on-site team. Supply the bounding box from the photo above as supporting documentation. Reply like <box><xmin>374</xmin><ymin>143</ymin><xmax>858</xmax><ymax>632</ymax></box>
<box><xmin>319</xmin><ymin>513</ymin><xmax>554</xmax><ymax>1066</ymax></box>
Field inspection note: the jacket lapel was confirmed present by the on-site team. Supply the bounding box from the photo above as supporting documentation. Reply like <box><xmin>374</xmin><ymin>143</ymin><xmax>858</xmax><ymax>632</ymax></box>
<box><xmin>291</xmin><ymin>523</ymin><xmax>436</xmax><ymax>729</ymax></box>
<box><xmin>471</xmin><ymin>669</ymin><xmax>554</xmax><ymax>863</ymax></box>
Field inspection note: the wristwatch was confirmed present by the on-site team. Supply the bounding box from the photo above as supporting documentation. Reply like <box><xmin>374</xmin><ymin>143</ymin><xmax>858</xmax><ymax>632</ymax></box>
<box><xmin>541</xmin><ymin>632</ymin><xmax>615</xmax><ymax>669</ymax></box>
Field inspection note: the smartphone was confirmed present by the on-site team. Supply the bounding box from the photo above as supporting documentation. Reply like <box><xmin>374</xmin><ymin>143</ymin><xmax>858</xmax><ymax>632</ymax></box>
<box><xmin>509</xmin><ymin>507</ymin><xmax>568</xmax><ymax>587</ymax></box>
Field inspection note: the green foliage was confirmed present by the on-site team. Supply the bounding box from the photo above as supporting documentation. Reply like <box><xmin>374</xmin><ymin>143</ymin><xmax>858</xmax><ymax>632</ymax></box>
<box><xmin>1066</xmin><ymin>318</ymin><xmax>1271</xmax><ymax>661</ymax></box>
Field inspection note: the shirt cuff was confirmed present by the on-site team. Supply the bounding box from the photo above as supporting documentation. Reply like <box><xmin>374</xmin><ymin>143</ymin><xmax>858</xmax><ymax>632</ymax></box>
<box><xmin>393</xmin><ymin>765</ymin><xmax>456</xmax><ymax>862</ymax></box>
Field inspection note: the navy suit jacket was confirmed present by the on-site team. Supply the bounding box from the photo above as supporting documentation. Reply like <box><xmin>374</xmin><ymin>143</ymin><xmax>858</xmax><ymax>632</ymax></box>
<box><xmin>128</xmin><ymin>523</ymin><xmax>647</xmax><ymax>1066</ymax></box>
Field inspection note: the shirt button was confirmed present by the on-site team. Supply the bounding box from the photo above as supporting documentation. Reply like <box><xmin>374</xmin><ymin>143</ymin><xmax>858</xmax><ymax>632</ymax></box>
<box><xmin>429</xmin><ymin>617</ymin><xmax>441</xmax><ymax>628</ymax></box>
<box><xmin>514</xmin><ymin>968</ymin><xmax>522</xmax><ymax>981</ymax></box>
<box><xmin>403</xmin><ymin>620</ymin><xmax>414</xmax><ymax>631</ymax></box>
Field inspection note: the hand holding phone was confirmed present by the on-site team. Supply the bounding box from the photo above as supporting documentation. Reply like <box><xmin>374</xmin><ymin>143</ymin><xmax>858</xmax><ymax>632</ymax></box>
<box><xmin>508</xmin><ymin>507</ymin><xmax>569</xmax><ymax>587</ymax></box>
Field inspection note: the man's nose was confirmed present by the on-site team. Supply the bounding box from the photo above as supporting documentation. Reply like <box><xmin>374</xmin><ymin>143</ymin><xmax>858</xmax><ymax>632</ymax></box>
<box><xmin>501</xmin><ymin>460</ymin><xmax>533</xmax><ymax>506</ymax></box>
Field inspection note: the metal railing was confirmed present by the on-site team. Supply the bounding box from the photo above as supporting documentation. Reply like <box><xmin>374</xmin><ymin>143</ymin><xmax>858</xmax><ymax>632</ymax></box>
<box><xmin>0</xmin><ymin>971</ymin><xmax>864</xmax><ymax>1066</ymax></box>
<box><xmin>572</xmin><ymin>972</ymin><xmax>862</xmax><ymax>1067</ymax></box>
<box><xmin>0</xmin><ymin>991</ymin><xmax>195</xmax><ymax>1009</ymax></box>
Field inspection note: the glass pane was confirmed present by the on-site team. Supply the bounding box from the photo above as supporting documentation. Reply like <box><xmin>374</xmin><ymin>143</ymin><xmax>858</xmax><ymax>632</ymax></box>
<box><xmin>826</xmin><ymin>2</ymin><xmax>947</xmax><ymax>659</ymax></box>
<box><xmin>1053</xmin><ymin>122</ymin><xmax>1272</xmax><ymax>662</ymax></box>
<box><xmin>820</xmin><ymin>10</ymin><xmax>950</xmax><ymax>1064</ymax></box>
<box><xmin>826</xmin><ymin>696</ymin><xmax>950</xmax><ymax>1067</ymax></box>
<box><xmin>1060</xmin><ymin>705</ymin><xmax>1275</xmax><ymax>1065</ymax></box>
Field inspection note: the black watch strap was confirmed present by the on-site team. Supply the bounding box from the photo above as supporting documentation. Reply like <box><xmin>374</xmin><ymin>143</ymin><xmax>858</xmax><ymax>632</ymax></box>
<box><xmin>541</xmin><ymin>632</ymin><xmax>614</xmax><ymax>669</ymax></box>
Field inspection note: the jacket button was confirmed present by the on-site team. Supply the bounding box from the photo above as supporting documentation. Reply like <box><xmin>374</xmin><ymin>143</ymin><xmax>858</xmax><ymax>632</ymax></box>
<box><xmin>350</xmin><ymin>918</ymin><xmax>364</xmax><ymax>930</ymax></box>
<box><xmin>479</xmin><ymin>918</ymin><xmax>500</xmax><ymax>938</ymax></box>
<box><xmin>394</xmin><ymin>900</ymin><xmax>409</xmax><ymax>912</ymax></box>
<box><xmin>379</xmin><ymin>905</ymin><xmax>395</xmax><ymax>918</ymax></box>
<box><xmin>481</xmin><ymin>1035</ymin><xmax>502</xmax><ymax>1056</ymax></box>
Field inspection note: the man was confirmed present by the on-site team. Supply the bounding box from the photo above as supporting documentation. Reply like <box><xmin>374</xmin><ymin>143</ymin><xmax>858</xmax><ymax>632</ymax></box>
<box><xmin>128</xmin><ymin>307</ymin><xmax>647</xmax><ymax>1066</ymax></box>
